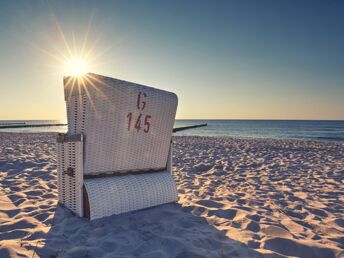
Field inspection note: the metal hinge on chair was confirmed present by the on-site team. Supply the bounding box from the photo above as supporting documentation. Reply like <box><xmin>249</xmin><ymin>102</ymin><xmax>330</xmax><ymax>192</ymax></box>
<box><xmin>63</xmin><ymin>167</ymin><xmax>75</xmax><ymax>178</ymax></box>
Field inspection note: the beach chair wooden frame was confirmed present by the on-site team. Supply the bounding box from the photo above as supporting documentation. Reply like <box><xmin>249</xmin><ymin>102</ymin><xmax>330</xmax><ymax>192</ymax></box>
<box><xmin>56</xmin><ymin>73</ymin><xmax>178</xmax><ymax>220</ymax></box>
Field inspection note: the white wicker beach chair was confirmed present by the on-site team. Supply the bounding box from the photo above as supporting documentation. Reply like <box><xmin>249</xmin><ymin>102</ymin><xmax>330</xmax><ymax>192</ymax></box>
<box><xmin>57</xmin><ymin>73</ymin><xmax>178</xmax><ymax>220</ymax></box>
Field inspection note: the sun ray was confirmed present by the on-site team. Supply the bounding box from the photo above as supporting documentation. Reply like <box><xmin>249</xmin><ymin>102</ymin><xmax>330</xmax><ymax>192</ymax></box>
<box><xmin>83</xmin><ymin>32</ymin><xmax>103</xmax><ymax>60</ymax></box>
<box><xmin>28</xmin><ymin>41</ymin><xmax>67</xmax><ymax>64</ymax></box>
<box><xmin>81</xmin><ymin>11</ymin><xmax>94</xmax><ymax>57</ymax></box>
<box><xmin>66</xmin><ymin>76</ymin><xmax>77</xmax><ymax>102</ymax></box>
<box><xmin>86</xmin><ymin>74</ymin><xmax>113</xmax><ymax>90</ymax></box>
<box><xmin>88</xmin><ymin>45</ymin><xmax>114</xmax><ymax>63</ymax></box>
<box><xmin>72</xmin><ymin>32</ymin><xmax>77</xmax><ymax>57</ymax></box>
<box><xmin>52</xmin><ymin>14</ymin><xmax>74</xmax><ymax>58</ymax></box>
<box><xmin>83</xmin><ymin>75</ymin><xmax>109</xmax><ymax>101</ymax></box>
<box><xmin>80</xmin><ymin>76</ymin><xmax>98</xmax><ymax>116</ymax></box>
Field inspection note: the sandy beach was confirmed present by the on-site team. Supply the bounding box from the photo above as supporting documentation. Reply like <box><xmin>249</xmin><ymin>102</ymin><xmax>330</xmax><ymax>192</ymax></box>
<box><xmin>0</xmin><ymin>133</ymin><xmax>343</xmax><ymax>258</ymax></box>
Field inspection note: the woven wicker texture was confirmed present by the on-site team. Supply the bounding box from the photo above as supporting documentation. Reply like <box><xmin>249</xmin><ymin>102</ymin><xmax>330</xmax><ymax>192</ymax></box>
<box><xmin>84</xmin><ymin>171</ymin><xmax>177</xmax><ymax>220</ymax></box>
<box><xmin>66</xmin><ymin>95</ymin><xmax>87</xmax><ymax>135</ymax></box>
<box><xmin>64</xmin><ymin>74</ymin><xmax>178</xmax><ymax>175</ymax></box>
<box><xmin>57</xmin><ymin>138</ymin><xmax>84</xmax><ymax>216</ymax></box>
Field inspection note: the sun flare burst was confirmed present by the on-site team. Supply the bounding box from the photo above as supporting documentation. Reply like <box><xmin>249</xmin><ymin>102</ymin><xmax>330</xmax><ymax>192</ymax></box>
<box><xmin>31</xmin><ymin>13</ymin><xmax>115</xmax><ymax>115</ymax></box>
<box><xmin>32</xmin><ymin>13</ymin><xmax>114</xmax><ymax>81</ymax></box>
<box><xmin>64</xmin><ymin>58</ymin><xmax>90</xmax><ymax>77</ymax></box>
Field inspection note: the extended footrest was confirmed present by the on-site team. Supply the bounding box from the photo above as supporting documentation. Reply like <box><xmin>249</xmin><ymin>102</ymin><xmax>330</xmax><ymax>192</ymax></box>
<box><xmin>83</xmin><ymin>171</ymin><xmax>177</xmax><ymax>220</ymax></box>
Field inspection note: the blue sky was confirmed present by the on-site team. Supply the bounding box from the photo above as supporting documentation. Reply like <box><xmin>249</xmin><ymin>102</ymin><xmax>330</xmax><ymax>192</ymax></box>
<box><xmin>0</xmin><ymin>0</ymin><xmax>343</xmax><ymax>120</ymax></box>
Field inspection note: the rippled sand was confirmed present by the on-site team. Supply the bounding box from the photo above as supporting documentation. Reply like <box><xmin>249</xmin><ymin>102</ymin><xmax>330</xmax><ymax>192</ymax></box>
<box><xmin>0</xmin><ymin>133</ymin><xmax>343</xmax><ymax>257</ymax></box>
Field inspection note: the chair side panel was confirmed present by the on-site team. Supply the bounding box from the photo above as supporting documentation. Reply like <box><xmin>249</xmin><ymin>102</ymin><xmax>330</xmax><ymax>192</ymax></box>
<box><xmin>67</xmin><ymin>95</ymin><xmax>87</xmax><ymax>134</ymax></box>
<box><xmin>57</xmin><ymin>136</ymin><xmax>84</xmax><ymax>216</ymax></box>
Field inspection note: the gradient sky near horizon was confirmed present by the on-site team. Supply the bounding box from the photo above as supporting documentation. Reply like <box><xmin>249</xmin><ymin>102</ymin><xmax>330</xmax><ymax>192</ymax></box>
<box><xmin>0</xmin><ymin>1</ymin><xmax>343</xmax><ymax>120</ymax></box>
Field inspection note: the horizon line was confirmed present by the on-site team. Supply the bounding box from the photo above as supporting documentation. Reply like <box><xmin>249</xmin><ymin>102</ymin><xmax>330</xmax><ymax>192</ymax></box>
<box><xmin>1</xmin><ymin>118</ymin><xmax>344</xmax><ymax>122</ymax></box>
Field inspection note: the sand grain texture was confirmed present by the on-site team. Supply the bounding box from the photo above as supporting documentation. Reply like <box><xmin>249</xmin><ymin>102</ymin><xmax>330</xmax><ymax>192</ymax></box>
<box><xmin>0</xmin><ymin>133</ymin><xmax>343</xmax><ymax>257</ymax></box>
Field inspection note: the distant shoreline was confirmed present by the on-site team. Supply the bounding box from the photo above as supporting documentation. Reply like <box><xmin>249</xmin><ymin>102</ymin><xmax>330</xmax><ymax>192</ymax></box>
<box><xmin>1</xmin><ymin>119</ymin><xmax>344</xmax><ymax>121</ymax></box>
<box><xmin>0</xmin><ymin>120</ymin><xmax>343</xmax><ymax>142</ymax></box>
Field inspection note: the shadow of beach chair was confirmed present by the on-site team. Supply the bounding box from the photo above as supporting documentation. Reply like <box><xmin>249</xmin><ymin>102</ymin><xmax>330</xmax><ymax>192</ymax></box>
<box><xmin>56</xmin><ymin>73</ymin><xmax>178</xmax><ymax>220</ymax></box>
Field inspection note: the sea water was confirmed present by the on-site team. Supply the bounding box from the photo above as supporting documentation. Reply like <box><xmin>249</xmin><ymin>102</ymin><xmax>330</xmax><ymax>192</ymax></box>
<box><xmin>1</xmin><ymin>120</ymin><xmax>344</xmax><ymax>142</ymax></box>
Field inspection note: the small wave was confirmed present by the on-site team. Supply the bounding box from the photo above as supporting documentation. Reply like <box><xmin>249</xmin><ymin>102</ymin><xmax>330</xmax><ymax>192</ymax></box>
<box><xmin>313</xmin><ymin>136</ymin><xmax>344</xmax><ymax>141</ymax></box>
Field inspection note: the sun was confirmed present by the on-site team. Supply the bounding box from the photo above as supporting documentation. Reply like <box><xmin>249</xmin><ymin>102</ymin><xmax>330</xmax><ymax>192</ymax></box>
<box><xmin>34</xmin><ymin>15</ymin><xmax>112</xmax><ymax>79</ymax></box>
<box><xmin>64</xmin><ymin>58</ymin><xmax>90</xmax><ymax>77</ymax></box>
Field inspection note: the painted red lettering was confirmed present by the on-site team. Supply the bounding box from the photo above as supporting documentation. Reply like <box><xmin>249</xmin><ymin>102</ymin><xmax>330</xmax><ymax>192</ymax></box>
<box><xmin>135</xmin><ymin>113</ymin><xmax>142</xmax><ymax>131</ymax></box>
<box><xmin>144</xmin><ymin>115</ymin><xmax>151</xmax><ymax>133</ymax></box>
<box><xmin>137</xmin><ymin>92</ymin><xmax>147</xmax><ymax>110</ymax></box>
<box><xmin>127</xmin><ymin>112</ymin><xmax>132</xmax><ymax>130</ymax></box>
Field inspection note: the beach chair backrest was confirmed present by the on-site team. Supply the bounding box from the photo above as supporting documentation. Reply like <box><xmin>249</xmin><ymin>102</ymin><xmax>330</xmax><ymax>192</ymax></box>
<box><xmin>63</xmin><ymin>73</ymin><xmax>178</xmax><ymax>176</ymax></box>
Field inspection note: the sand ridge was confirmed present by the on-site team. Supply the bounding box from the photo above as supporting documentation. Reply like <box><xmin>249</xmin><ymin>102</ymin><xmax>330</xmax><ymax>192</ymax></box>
<box><xmin>0</xmin><ymin>133</ymin><xmax>343</xmax><ymax>257</ymax></box>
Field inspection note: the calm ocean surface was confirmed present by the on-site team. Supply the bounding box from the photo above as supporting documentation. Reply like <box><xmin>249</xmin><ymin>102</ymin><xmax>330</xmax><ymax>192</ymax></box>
<box><xmin>1</xmin><ymin>120</ymin><xmax>344</xmax><ymax>142</ymax></box>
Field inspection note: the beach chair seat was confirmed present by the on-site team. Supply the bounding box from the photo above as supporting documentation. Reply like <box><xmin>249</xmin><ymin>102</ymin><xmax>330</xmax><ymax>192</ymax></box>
<box><xmin>83</xmin><ymin>171</ymin><xmax>176</xmax><ymax>220</ymax></box>
<box><xmin>56</xmin><ymin>73</ymin><xmax>178</xmax><ymax>220</ymax></box>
